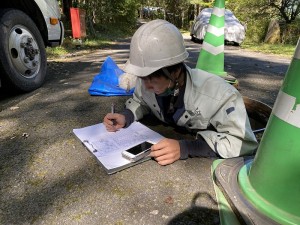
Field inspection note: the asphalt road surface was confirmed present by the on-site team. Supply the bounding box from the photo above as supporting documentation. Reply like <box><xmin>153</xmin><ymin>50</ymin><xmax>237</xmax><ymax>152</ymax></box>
<box><xmin>0</xmin><ymin>35</ymin><xmax>291</xmax><ymax>225</ymax></box>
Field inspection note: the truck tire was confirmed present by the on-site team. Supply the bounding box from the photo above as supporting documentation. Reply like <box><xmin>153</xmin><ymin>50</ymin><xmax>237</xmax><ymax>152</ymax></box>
<box><xmin>0</xmin><ymin>9</ymin><xmax>47</xmax><ymax>92</ymax></box>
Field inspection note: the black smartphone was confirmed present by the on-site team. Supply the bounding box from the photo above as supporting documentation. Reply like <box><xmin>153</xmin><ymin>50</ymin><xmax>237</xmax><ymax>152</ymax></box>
<box><xmin>121</xmin><ymin>141</ymin><xmax>153</xmax><ymax>162</ymax></box>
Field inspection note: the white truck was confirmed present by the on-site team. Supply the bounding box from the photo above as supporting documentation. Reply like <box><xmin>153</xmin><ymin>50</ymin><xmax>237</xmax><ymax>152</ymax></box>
<box><xmin>0</xmin><ymin>0</ymin><xmax>64</xmax><ymax>92</ymax></box>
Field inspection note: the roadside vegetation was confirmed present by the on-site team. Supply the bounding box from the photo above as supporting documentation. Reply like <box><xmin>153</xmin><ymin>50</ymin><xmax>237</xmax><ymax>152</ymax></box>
<box><xmin>46</xmin><ymin>28</ymin><xmax>131</xmax><ymax>59</ymax></box>
<box><xmin>49</xmin><ymin>0</ymin><xmax>299</xmax><ymax>59</ymax></box>
<box><xmin>241</xmin><ymin>42</ymin><xmax>295</xmax><ymax>58</ymax></box>
<box><xmin>47</xmin><ymin>29</ymin><xmax>295</xmax><ymax>60</ymax></box>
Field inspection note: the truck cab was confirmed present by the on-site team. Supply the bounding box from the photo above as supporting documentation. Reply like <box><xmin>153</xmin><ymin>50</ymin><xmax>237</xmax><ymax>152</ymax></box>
<box><xmin>0</xmin><ymin>0</ymin><xmax>64</xmax><ymax>92</ymax></box>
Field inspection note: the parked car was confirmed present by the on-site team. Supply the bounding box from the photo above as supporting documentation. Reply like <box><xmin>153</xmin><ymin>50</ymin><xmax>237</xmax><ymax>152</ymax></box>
<box><xmin>0</xmin><ymin>0</ymin><xmax>64</xmax><ymax>92</ymax></box>
<box><xmin>140</xmin><ymin>6</ymin><xmax>165</xmax><ymax>19</ymax></box>
<box><xmin>190</xmin><ymin>8</ymin><xmax>245</xmax><ymax>45</ymax></box>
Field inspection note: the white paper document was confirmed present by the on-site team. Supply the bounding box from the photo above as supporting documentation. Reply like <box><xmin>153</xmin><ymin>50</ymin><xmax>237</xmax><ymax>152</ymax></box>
<box><xmin>73</xmin><ymin>122</ymin><xmax>163</xmax><ymax>174</ymax></box>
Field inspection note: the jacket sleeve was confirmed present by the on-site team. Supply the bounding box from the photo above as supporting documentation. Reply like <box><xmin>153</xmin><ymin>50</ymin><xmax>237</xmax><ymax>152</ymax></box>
<box><xmin>197</xmin><ymin>88</ymin><xmax>258</xmax><ymax>158</ymax></box>
<box><xmin>125</xmin><ymin>78</ymin><xmax>151</xmax><ymax>121</ymax></box>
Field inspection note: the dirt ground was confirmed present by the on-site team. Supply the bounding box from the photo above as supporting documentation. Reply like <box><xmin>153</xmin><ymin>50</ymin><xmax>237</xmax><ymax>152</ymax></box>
<box><xmin>0</xmin><ymin>35</ymin><xmax>292</xmax><ymax>225</ymax></box>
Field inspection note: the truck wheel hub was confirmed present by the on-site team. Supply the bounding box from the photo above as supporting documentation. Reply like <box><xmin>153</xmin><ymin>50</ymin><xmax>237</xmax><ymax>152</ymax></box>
<box><xmin>8</xmin><ymin>25</ymin><xmax>41</xmax><ymax>78</ymax></box>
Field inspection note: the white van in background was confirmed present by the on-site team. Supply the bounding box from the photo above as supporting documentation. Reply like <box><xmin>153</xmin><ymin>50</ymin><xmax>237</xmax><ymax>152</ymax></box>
<box><xmin>0</xmin><ymin>0</ymin><xmax>64</xmax><ymax>92</ymax></box>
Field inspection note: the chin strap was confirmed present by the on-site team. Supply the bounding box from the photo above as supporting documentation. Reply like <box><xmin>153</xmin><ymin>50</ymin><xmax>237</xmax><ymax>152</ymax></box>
<box><xmin>162</xmin><ymin>68</ymin><xmax>179</xmax><ymax>114</ymax></box>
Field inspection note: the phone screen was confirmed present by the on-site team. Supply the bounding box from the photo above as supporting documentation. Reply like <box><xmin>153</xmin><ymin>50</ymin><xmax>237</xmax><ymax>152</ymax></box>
<box><xmin>126</xmin><ymin>142</ymin><xmax>153</xmax><ymax>155</ymax></box>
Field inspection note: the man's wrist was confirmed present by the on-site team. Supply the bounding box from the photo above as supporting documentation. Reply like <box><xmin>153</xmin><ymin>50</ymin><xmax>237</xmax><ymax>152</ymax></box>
<box><xmin>120</xmin><ymin>109</ymin><xmax>134</xmax><ymax>128</ymax></box>
<box><xmin>179</xmin><ymin>140</ymin><xmax>189</xmax><ymax>159</ymax></box>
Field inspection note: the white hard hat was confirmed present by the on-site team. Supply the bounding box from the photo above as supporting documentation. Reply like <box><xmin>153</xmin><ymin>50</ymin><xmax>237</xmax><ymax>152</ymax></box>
<box><xmin>123</xmin><ymin>19</ymin><xmax>189</xmax><ymax>77</ymax></box>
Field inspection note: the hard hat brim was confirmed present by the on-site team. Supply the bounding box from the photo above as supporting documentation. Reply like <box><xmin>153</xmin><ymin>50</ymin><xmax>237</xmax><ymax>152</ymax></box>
<box><xmin>123</xmin><ymin>59</ymin><xmax>162</xmax><ymax>77</ymax></box>
<box><xmin>123</xmin><ymin>50</ymin><xmax>189</xmax><ymax>77</ymax></box>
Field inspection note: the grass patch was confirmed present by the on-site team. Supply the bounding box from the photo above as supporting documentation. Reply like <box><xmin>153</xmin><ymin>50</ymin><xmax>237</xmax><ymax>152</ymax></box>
<box><xmin>46</xmin><ymin>36</ymin><xmax>118</xmax><ymax>59</ymax></box>
<box><xmin>46</xmin><ymin>25</ymin><xmax>134</xmax><ymax>59</ymax></box>
<box><xmin>47</xmin><ymin>26</ymin><xmax>296</xmax><ymax>59</ymax></box>
<box><xmin>241</xmin><ymin>42</ymin><xmax>295</xmax><ymax>58</ymax></box>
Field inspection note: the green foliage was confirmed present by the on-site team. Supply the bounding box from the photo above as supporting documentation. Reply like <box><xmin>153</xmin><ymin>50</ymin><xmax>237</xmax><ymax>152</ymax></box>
<box><xmin>227</xmin><ymin>0</ymin><xmax>300</xmax><ymax>44</ymax></box>
<box><xmin>281</xmin><ymin>20</ymin><xmax>300</xmax><ymax>44</ymax></box>
<box><xmin>190</xmin><ymin>0</ymin><xmax>214</xmax><ymax>7</ymax></box>
<box><xmin>75</xmin><ymin>0</ymin><xmax>139</xmax><ymax>37</ymax></box>
<box><xmin>244</xmin><ymin>19</ymin><xmax>270</xmax><ymax>43</ymax></box>
<box><xmin>47</xmin><ymin>28</ymin><xmax>295</xmax><ymax>60</ymax></box>
<box><xmin>227</xmin><ymin>0</ymin><xmax>275</xmax><ymax>43</ymax></box>
<box><xmin>164</xmin><ymin>0</ymin><xmax>189</xmax><ymax>27</ymax></box>
<box><xmin>60</xmin><ymin>0</ymin><xmax>299</xmax><ymax>45</ymax></box>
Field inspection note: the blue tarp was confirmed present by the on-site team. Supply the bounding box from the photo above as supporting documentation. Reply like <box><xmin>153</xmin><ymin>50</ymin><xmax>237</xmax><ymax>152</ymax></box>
<box><xmin>88</xmin><ymin>56</ymin><xmax>134</xmax><ymax>96</ymax></box>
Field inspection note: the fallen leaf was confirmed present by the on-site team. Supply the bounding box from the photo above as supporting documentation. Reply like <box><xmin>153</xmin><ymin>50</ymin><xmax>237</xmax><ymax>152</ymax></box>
<box><xmin>164</xmin><ymin>196</ymin><xmax>174</xmax><ymax>204</ymax></box>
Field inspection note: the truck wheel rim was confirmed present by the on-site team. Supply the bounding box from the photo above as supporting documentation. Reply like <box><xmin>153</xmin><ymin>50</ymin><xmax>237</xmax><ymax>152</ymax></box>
<box><xmin>8</xmin><ymin>25</ymin><xmax>41</xmax><ymax>79</ymax></box>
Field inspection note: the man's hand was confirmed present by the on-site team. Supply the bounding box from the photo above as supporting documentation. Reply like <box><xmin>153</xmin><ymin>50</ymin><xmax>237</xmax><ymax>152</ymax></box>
<box><xmin>103</xmin><ymin>113</ymin><xmax>126</xmax><ymax>132</ymax></box>
<box><xmin>150</xmin><ymin>138</ymin><xmax>181</xmax><ymax>165</ymax></box>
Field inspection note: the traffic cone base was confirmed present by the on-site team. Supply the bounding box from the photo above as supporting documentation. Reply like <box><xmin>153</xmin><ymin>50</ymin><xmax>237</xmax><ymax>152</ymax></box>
<box><xmin>213</xmin><ymin>157</ymin><xmax>279</xmax><ymax>225</ymax></box>
<box><xmin>239</xmin><ymin>161</ymin><xmax>300</xmax><ymax>225</ymax></box>
<box><xmin>211</xmin><ymin>160</ymin><xmax>240</xmax><ymax>225</ymax></box>
<box><xmin>224</xmin><ymin>75</ymin><xmax>239</xmax><ymax>89</ymax></box>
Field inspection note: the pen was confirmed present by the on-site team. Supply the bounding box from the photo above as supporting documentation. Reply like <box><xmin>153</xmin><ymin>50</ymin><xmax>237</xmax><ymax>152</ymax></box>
<box><xmin>111</xmin><ymin>103</ymin><xmax>115</xmax><ymax>114</ymax></box>
<box><xmin>111</xmin><ymin>103</ymin><xmax>117</xmax><ymax>125</ymax></box>
<box><xmin>253</xmin><ymin>128</ymin><xmax>265</xmax><ymax>134</ymax></box>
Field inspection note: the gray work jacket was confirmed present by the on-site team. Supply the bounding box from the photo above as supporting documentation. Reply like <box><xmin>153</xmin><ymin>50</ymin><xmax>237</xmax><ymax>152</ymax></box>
<box><xmin>125</xmin><ymin>65</ymin><xmax>258</xmax><ymax>158</ymax></box>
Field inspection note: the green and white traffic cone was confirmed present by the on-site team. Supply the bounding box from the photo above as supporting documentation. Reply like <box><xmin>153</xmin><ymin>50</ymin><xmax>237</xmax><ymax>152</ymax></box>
<box><xmin>237</xmin><ymin>37</ymin><xmax>300</xmax><ymax>224</ymax></box>
<box><xmin>212</xmin><ymin>38</ymin><xmax>300</xmax><ymax>225</ymax></box>
<box><xmin>196</xmin><ymin>0</ymin><xmax>226</xmax><ymax>76</ymax></box>
<box><xmin>196</xmin><ymin>0</ymin><xmax>238</xmax><ymax>87</ymax></box>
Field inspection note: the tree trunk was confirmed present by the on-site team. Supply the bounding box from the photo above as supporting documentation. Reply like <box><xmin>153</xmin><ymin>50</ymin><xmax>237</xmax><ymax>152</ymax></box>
<box><xmin>62</xmin><ymin>0</ymin><xmax>72</xmax><ymax>22</ymax></box>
